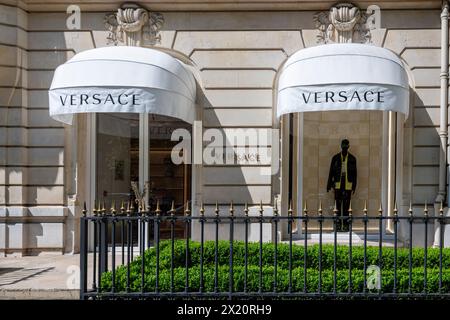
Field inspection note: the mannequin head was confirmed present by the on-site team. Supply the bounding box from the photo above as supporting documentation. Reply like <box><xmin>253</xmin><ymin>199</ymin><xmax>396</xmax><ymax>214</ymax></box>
<box><xmin>341</xmin><ymin>139</ymin><xmax>350</xmax><ymax>156</ymax></box>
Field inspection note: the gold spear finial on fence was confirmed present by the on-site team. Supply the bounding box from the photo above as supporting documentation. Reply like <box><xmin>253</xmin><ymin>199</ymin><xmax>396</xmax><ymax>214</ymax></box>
<box><xmin>155</xmin><ymin>199</ymin><xmax>161</xmax><ymax>216</ymax></box>
<box><xmin>288</xmin><ymin>200</ymin><xmax>293</xmax><ymax>217</ymax></box>
<box><xmin>101</xmin><ymin>201</ymin><xmax>106</xmax><ymax>216</ymax></box>
<box><xmin>303</xmin><ymin>200</ymin><xmax>308</xmax><ymax>217</ymax></box>
<box><xmin>215</xmin><ymin>201</ymin><xmax>220</xmax><ymax>217</ymax></box>
<box><xmin>378</xmin><ymin>202</ymin><xmax>383</xmax><ymax>217</ymax></box>
<box><xmin>408</xmin><ymin>201</ymin><xmax>413</xmax><ymax>217</ymax></box>
<box><xmin>185</xmin><ymin>201</ymin><xmax>191</xmax><ymax>216</ymax></box>
<box><xmin>274</xmin><ymin>200</ymin><xmax>279</xmax><ymax>217</ymax></box>
<box><xmin>130</xmin><ymin>200</ymin><xmax>135</xmax><ymax>214</ymax></box>
<box><xmin>318</xmin><ymin>200</ymin><xmax>323</xmax><ymax>217</ymax></box>
<box><xmin>424</xmin><ymin>201</ymin><xmax>428</xmax><ymax>217</ymax></box>
<box><xmin>170</xmin><ymin>200</ymin><xmax>175</xmax><ymax>216</ymax></box>
<box><xmin>393</xmin><ymin>201</ymin><xmax>398</xmax><ymax>217</ymax></box>
<box><xmin>333</xmin><ymin>200</ymin><xmax>338</xmax><ymax>216</ymax></box>
<box><xmin>111</xmin><ymin>200</ymin><xmax>116</xmax><ymax>216</ymax></box>
<box><xmin>363</xmin><ymin>200</ymin><xmax>368</xmax><ymax>216</ymax></box>
<box><xmin>259</xmin><ymin>200</ymin><xmax>263</xmax><ymax>217</ymax></box>
<box><xmin>348</xmin><ymin>200</ymin><xmax>352</xmax><ymax>217</ymax></box>
<box><xmin>120</xmin><ymin>200</ymin><xmax>125</xmax><ymax>215</ymax></box>
<box><xmin>82</xmin><ymin>202</ymin><xmax>87</xmax><ymax>217</ymax></box>
<box><xmin>126</xmin><ymin>201</ymin><xmax>131</xmax><ymax>216</ymax></box>
<box><xmin>244</xmin><ymin>202</ymin><xmax>249</xmax><ymax>217</ymax></box>
<box><xmin>440</xmin><ymin>200</ymin><xmax>444</xmax><ymax>217</ymax></box>
<box><xmin>93</xmin><ymin>200</ymin><xmax>98</xmax><ymax>216</ymax></box>
<box><xmin>229</xmin><ymin>201</ymin><xmax>234</xmax><ymax>217</ymax></box>
<box><xmin>200</xmin><ymin>202</ymin><xmax>205</xmax><ymax>217</ymax></box>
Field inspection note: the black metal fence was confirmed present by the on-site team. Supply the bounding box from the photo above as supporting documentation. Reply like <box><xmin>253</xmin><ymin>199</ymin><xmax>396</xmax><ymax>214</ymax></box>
<box><xmin>79</xmin><ymin>200</ymin><xmax>450</xmax><ymax>300</ymax></box>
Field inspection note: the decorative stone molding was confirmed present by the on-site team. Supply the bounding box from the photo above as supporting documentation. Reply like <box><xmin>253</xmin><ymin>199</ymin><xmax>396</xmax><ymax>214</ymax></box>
<box><xmin>104</xmin><ymin>3</ymin><xmax>164</xmax><ymax>47</ymax></box>
<box><xmin>313</xmin><ymin>3</ymin><xmax>372</xmax><ymax>44</ymax></box>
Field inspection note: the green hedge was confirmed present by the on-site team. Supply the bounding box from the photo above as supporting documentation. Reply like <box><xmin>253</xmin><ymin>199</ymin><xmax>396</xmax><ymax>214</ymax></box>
<box><xmin>100</xmin><ymin>266</ymin><xmax>450</xmax><ymax>293</ymax></box>
<box><xmin>132</xmin><ymin>240</ymin><xmax>450</xmax><ymax>271</ymax></box>
<box><xmin>99</xmin><ymin>240</ymin><xmax>450</xmax><ymax>294</ymax></box>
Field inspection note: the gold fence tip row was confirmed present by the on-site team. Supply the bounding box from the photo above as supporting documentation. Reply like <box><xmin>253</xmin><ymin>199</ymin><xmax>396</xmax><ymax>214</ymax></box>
<box><xmin>82</xmin><ymin>202</ymin><xmax>87</xmax><ymax>216</ymax></box>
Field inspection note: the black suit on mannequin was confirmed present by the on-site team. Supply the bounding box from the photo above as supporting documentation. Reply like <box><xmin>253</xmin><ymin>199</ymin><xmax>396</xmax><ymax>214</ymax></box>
<box><xmin>327</xmin><ymin>139</ymin><xmax>357</xmax><ymax>232</ymax></box>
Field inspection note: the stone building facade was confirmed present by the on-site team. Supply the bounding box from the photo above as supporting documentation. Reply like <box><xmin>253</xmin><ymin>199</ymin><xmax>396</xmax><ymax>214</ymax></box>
<box><xmin>1</xmin><ymin>0</ymin><xmax>450</xmax><ymax>255</ymax></box>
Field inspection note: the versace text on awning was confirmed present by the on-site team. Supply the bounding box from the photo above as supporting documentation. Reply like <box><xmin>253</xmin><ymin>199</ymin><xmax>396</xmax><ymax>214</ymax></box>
<box><xmin>58</xmin><ymin>93</ymin><xmax>141</xmax><ymax>106</ymax></box>
<box><xmin>300</xmin><ymin>89</ymin><xmax>385</xmax><ymax>104</ymax></box>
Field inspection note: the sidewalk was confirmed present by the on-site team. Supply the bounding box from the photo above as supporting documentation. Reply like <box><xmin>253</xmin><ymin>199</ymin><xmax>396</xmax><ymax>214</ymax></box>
<box><xmin>0</xmin><ymin>254</ymin><xmax>82</xmax><ymax>300</ymax></box>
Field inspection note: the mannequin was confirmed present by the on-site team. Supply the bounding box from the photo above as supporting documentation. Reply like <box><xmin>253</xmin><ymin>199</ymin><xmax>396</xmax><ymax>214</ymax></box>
<box><xmin>327</xmin><ymin>139</ymin><xmax>357</xmax><ymax>232</ymax></box>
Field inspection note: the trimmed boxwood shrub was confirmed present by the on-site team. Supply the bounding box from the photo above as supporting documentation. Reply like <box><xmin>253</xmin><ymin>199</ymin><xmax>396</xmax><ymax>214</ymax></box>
<box><xmin>99</xmin><ymin>240</ymin><xmax>450</xmax><ymax>294</ymax></box>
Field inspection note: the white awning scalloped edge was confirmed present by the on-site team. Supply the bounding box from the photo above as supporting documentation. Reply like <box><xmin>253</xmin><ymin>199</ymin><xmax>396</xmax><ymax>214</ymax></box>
<box><xmin>48</xmin><ymin>46</ymin><xmax>197</xmax><ymax>125</ymax></box>
<box><xmin>276</xmin><ymin>43</ymin><xmax>410</xmax><ymax>118</ymax></box>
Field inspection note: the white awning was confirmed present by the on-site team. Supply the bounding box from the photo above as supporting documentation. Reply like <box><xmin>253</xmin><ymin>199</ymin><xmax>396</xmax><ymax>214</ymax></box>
<box><xmin>277</xmin><ymin>43</ymin><xmax>409</xmax><ymax>118</ymax></box>
<box><xmin>49</xmin><ymin>46</ymin><xmax>197</xmax><ymax>124</ymax></box>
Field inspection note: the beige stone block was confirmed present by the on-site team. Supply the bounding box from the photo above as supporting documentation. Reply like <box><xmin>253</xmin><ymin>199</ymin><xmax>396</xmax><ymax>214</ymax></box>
<box><xmin>0</xmin><ymin>128</ymin><xmax>27</xmax><ymax>145</ymax></box>
<box><xmin>6</xmin><ymin>186</ymin><xmax>25</xmax><ymax>204</ymax></box>
<box><xmin>204</xmin><ymin>108</ymin><xmax>272</xmax><ymax>127</ymax></box>
<box><xmin>0</xmin><ymin>4</ymin><xmax>27</xmax><ymax>27</ymax></box>
<box><xmin>0</xmin><ymin>147</ymin><xmax>26</xmax><ymax>166</ymax></box>
<box><xmin>28</xmin><ymin>109</ymin><xmax>63</xmax><ymax>127</ymax></box>
<box><xmin>0</xmin><ymin>45</ymin><xmax>26</xmax><ymax>67</ymax></box>
<box><xmin>412</xmin><ymin>68</ymin><xmax>440</xmax><ymax>87</ymax></box>
<box><xmin>27</xmin><ymin>167</ymin><xmax>64</xmax><ymax>185</ymax></box>
<box><xmin>4</xmin><ymin>167</ymin><xmax>26</xmax><ymax>185</ymax></box>
<box><xmin>0</xmin><ymin>25</ymin><xmax>27</xmax><ymax>48</ymax></box>
<box><xmin>204</xmin><ymin>89</ymin><xmax>272</xmax><ymax>107</ymax></box>
<box><xmin>402</xmin><ymin>49</ymin><xmax>440</xmax><ymax>68</ymax></box>
<box><xmin>174</xmin><ymin>31</ymin><xmax>302</xmax><ymax>56</ymax></box>
<box><xmin>28</xmin><ymin>70</ymin><xmax>53</xmax><ymax>89</ymax></box>
<box><xmin>26</xmin><ymin>186</ymin><xmax>64</xmax><ymax>204</ymax></box>
<box><xmin>413</xmin><ymin>147</ymin><xmax>439</xmax><ymax>165</ymax></box>
<box><xmin>24</xmin><ymin>223</ymin><xmax>64</xmax><ymax>248</ymax></box>
<box><xmin>28</xmin><ymin>31</ymin><xmax>94</xmax><ymax>52</ymax></box>
<box><xmin>384</xmin><ymin>29</ymin><xmax>440</xmax><ymax>54</ymax></box>
<box><xmin>192</xmin><ymin>50</ymin><xmax>286</xmax><ymax>69</ymax></box>
<box><xmin>413</xmin><ymin>127</ymin><xmax>440</xmax><ymax>146</ymax></box>
<box><xmin>27</xmin><ymin>90</ymin><xmax>48</xmax><ymax>108</ymax></box>
<box><xmin>414</xmin><ymin>88</ymin><xmax>440</xmax><ymax>106</ymax></box>
<box><xmin>0</xmin><ymin>108</ymin><xmax>26</xmax><ymax>126</ymax></box>
<box><xmin>0</xmin><ymin>88</ymin><xmax>26</xmax><ymax>106</ymax></box>
<box><xmin>28</xmin><ymin>51</ymin><xmax>73</xmax><ymax>69</ymax></box>
<box><xmin>0</xmin><ymin>66</ymin><xmax>26</xmax><ymax>87</ymax></box>
<box><xmin>28</xmin><ymin>128</ymin><xmax>65</xmax><ymax>146</ymax></box>
<box><xmin>413</xmin><ymin>108</ymin><xmax>439</xmax><ymax>126</ymax></box>
<box><xmin>413</xmin><ymin>167</ymin><xmax>439</xmax><ymax>185</ymax></box>
<box><xmin>203</xmin><ymin>166</ymin><xmax>271</xmax><ymax>185</ymax></box>
<box><xmin>203</xmin><ymin>185</ymin><xmax>271</xmax><ymax>203</ymax></box>
<box><xmin>28</xmin><ymin>147</ymin><xmax>64</xmax><ymax>166</ymax></box>
<box><xmin>201</xmin><ymin>70</ymin><xmax>275</xmax><ymax>88</ymax></box>
<box><xmin>412</xmin><ymin>185</ymin><xmax>438</xmax><ymax>204</ymax></box>
<box><xmin>164</xmin><ymin>11</ymin><xmax>314</xmax><ymax>31</ymax></box>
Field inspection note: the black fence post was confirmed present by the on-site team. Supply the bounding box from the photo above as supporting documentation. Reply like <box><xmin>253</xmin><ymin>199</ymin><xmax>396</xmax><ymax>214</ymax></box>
<box><xmin>79</xmin><ymin>202</ymin><xmax>88</xmax><ymax>300</ymax></box>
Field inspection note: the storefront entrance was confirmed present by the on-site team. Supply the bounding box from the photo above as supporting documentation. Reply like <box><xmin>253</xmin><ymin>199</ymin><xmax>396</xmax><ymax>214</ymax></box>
<box><xmin>95</xmin><ymin>113</ymin><xmax>192</xmax><ymax>244</ymax></box>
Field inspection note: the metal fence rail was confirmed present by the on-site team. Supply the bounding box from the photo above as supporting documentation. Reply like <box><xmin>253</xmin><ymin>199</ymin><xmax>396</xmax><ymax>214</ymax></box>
<box><xmin>79</xmin><ymin>200</ymin><xmax>450</xmax><ymax>300</ymax></box>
